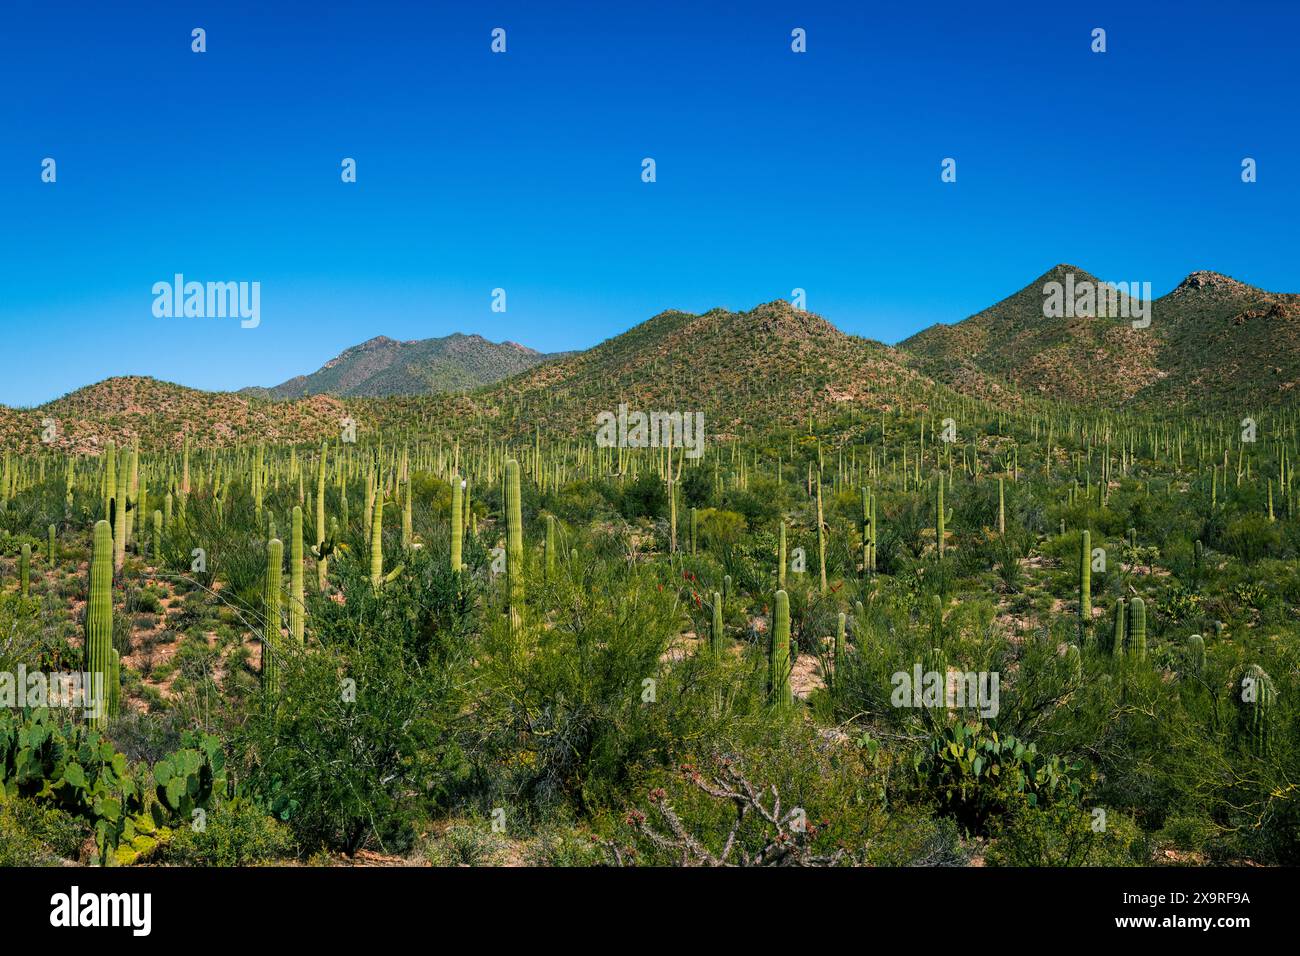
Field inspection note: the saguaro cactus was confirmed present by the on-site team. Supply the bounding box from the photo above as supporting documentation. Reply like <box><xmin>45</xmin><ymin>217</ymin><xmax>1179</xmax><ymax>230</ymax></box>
<box><xmin>1235</xmin><ymin>664</ymin><xmax>1276</xmax><ymax>755</ymax></box>
<box><xmin>545</xmin><ymin>514</ymin><xmax>557</xmax><ymax>582</ymax></box>
<box><xmin>47</xmin><ymin>524</ymin><xmax>57</xmax><ymax>566</ymax></box>
<box><xmin>1187</xmin><ymin>633</ymin><xmax>1205</xmax><ymax>676</ymax></box>
<box><xmin>997</xmin><ymin>477</ymin><xmax>1006</xmax><ymax>535</ymax></box>
<box><xmin>778</xmin><ymin>520</ymin><xmax>787</xmax><ymax>589</ymax></box>
<box><xmin>316</xmin><ymin>443</ymin><xmax>329</xmax><ymax>592</ymax></box>
<box><xmin>1078</xmin><ymin>530</ymin><xmax>1092</xmax><ymax>628</ymax></box>
<box><xmin>103</xmin><ymin>441</ymin><xmax>116</xmax><ymax>522</ymax></box>
<box><xmin>1112</xmin><ymin>598</ymin><xmax>1125</xmax><ymax>657</ymax></box>
<box><xmin>450</xmin><ymin>473</ymin><xmax>464</xmax><ymax>574</ymax></box>
<box><xmin>87</xmin><ymin>520</ymin><xmax>113</xmax><ymax>730</ymax></box>
<box><xmin>263</xmin><ymin>537</ymin><xmax>283</xmax><ymax>695</ymax></box>
<box><xmin>113</xmin><ymin>448</ymin><xmax>128</xmax><ymax>572</ymax></box>
<box><xmin>935</xmin><ymin>475</ymin><xmax>951</xmax><ymax>557</ymax></box>
<box><xmin>290</xmin><ymin>506</ymin><xmax>305</xmax><ymax>645</ymax></box>
<box><xmin>769</xmin><ymin>590</ymin><xmax>792</xmax><ymax>709</ymax></box>
<box><xmin>505</xmin><ymin>459</ymin><xmax>524</xmax><ymax>630</ymax></box>
<box><xmin>1127</xmin><ymin>596</ymin><xmax>1146</xmax><ymax>659</ymax></box>
<box><xmin>19</xmin><ymin>543</ymin><xmax>30</xmax><ymax>598</ymax></box>
<box><xmin>710</xmin><ymin>591</ymin><xmax>724</xmax><ymax>657</ymax></box>
<box><xmin>108</xmin><ymin>648</ymin><xmax>121</xmax><ymax>719</ymax></box>
<box><xmin>816</xmin><ymin>476</ymin><xmax>827</xmax><ymax>593</ymax></box>
<box><xmin>369</xmin><ymin>492</ymin><xmax>385</xmax><ymax>590</ymax></box>
<box><xmin>834</xmin><ymin>611</ymin><xmax>847</xmax><ymax>674</ymax></box>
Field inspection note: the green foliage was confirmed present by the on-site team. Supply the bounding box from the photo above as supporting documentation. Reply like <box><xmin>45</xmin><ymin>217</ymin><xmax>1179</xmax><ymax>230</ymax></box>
<box><xmin>0</xmin><ymin>708</ymin><xmax>225</xmax><ymax>865</ymax></box>
<box><xmin>913</xmin><ymin>721</ymin><xmax>1086</xmax><ymax>834</ymax></box>
<box><xmin>159</xmin><ymin>797</ymin><xmax>296</xmax><ymax>866</ymax></box>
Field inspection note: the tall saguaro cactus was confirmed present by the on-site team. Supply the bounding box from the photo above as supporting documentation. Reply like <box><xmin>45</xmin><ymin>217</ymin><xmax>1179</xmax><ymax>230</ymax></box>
<box><xmin>710</xmin><ymin>591</ymin><xmax>724</xmax><ymax>657</ymax></box>
<box><xmin>316</xmin><ymin>442</ymin><xmax>329</xmax><ymax>593</ymax></box>
<box><xmin>834</xmin><ymin>611</ymin><xmax>847</xmax><ymax>677</ymax></box>
<box><xmin>778</xmin><ymin>520</ymin><xmax>787</xmax><ymax>590</ymax></box>
<box><xmin>1112</xmin><ymin>598</ymin><xmax>1126</xmax><ymax>657</ymax></box>
<box><xmin>87</xmin><ymin>520</ymin><xmax>114</xmax><ymax>730</ymax></box>
<box><xmin>402</xmin><ymin>476</ymin><xmax>413</xmax><ymax>550</ymax></box>
<box><xmin>997</xmin><ymin>478</ymin><xmax>1006</xmax><ymax>535</ymax></box>
<box><xmin>450</xmin><ymin>473</ymin><xmax>464</xmax><ymax>574</ymax></box>
<box><xmin>19</xmin><ymin>543</ymin><xmax>30</xmax><ymax>598</ymax></box>
<box><xmin>769</xmin><ymin>590</ymin><xmax>792</xmax><ymax>710</ymax></box>
<box><xmin>113</xmin><ymin>447</ymin><xmax>128</xmax><ymax>572</ymax></box>
<box><xmin>505</xmin><ymin>459</ymin><xmax>524</xmax><ymax>631</ymax></box>
<box><xmin>816</xmin><ymin>476</ymin><xmax>827</xmax><ymax>593</ymax></box>
<box><xmin>1078</xmin><ymin>529</ymin><xmax>1092</xmax><ymax>628</ymax></box>
<box><xmin>263</xmin><ymin>537</ymin><xmax>283</xmax><ymax>696</ymax></box>
<box><xmin>935</xmin><ymin>474</ymin><xmax>949</xmax><ymax>557</ymax></box>
<box><xmin>369</xmin><ymin>491</ymin><xmax>385</xmax><ymax>590</ymax></box>
<box><xmin>545</xmin><ymin>514</ymin><xmax>557</xmax><ymax>581</ymax></box>
<box><xmin>290</xmin><ymin>506</ymin><xmax>305</xmax><ymax>645</ymax></box>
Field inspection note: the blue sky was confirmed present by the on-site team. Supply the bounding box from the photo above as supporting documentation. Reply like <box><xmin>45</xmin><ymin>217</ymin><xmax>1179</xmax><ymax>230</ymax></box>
<box><xmin>1</xmin><ymin>0</ymin><xmax>1297</xmax><ymax>407</ymax></box>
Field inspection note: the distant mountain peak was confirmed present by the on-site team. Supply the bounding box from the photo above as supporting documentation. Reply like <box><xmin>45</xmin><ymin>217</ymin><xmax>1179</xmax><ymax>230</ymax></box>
<box><xmin>1170</xmin><ymin>271</ymin><xmax>1259</xmax><ymax>298</ymax></box>
<box><xmin>249</xmin><ymin>331</ymin><xmax>560</xmax><ymax>399</ymax></box>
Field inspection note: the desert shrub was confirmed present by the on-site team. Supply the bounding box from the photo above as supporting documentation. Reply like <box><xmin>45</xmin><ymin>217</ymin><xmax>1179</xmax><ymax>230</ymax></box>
<box><xmin>986</xmin><ymin>803</ymin><xmax>1148</xmax><ymax>866</ymax></box>
<box><xmin>1218</xmin><ymin>514</ymin><xmax>1283</xmax><ymax>563</ymax></box>
<box><xmin>618</xmin><ymin>471</ymin><xmax>666</xmax><ymax>520</ymax></box>
<box><xmin>0</xmin><ymin>794</ymin><xmax>89</xmax><ymax>865</ymax></box>
<box><xmin>160</xmin><ymin>797</ymin><xmax>296</xmax><ymax>865</ymax></box>
<box><xmin>423</xmin><ymin>821</ymin><xmax>509</xmax><ymax>867</ymax></box>
<box><xmin>237</xmin><ymin>554</ymin><xmax>470</xmax><ymax>855</ymax></box>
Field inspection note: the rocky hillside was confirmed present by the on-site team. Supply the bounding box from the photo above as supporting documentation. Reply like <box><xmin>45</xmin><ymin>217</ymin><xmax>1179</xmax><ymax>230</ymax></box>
<box><xmin>899</xmin><ymin>265</ymin><xmax>1300</xmax><ymax>408</ymax></box>
<box><xmin>481</xmin><ymin>299</ymin><xmax>965</xmax><ymax>440</ymax></box>
<box><xmin>0</xmin><ymin>377</ymin><xmax>358</xmax><ymax>453</ymax></box>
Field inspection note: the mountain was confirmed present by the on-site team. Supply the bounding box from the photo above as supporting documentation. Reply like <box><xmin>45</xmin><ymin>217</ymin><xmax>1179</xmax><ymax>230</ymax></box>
<box><xmin>898</xmin><ymin>265</ymin><xmax>1300</xmax><ymax>407</ymax></box>
<box><xmin>0</xmin><ymin>377</ymin><xmax>357</xmax><ymax>453</ymax></box>
<box><xmin>245</xmin><ymin>333</ymin><xmax>560</xmax><ymax>399</ymax></box>
<box><xmin>480</xmin><ymin>299</ymin><xmax>957</xmax><ymax>439</ymax></box>
<box><xmin>0</xmin><ymin>304</ymin><xmax>959</xmax><ymax>451</ymax></box>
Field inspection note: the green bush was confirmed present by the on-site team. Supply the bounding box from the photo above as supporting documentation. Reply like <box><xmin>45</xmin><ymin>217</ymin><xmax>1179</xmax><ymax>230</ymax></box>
<box><xmin>160</xmin><ymin>798</ymin><xmax>296</xmax><ymax>866</ymax></box>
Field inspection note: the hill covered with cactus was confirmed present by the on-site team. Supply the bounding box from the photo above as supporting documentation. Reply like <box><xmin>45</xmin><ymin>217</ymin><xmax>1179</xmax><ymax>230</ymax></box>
<box><xmin>0</xmin><ymin>377</ymin><xmax>356</xmax><ymax>453</ymax></box>
<box><xmin>5</xmin><ymin>269</ymin><xmax>1300</xmax><ymax>454</ymax></box>
<box><xmin>242</xmin><ymin>333</ymin><xmax>560</xmax><ymax>399</ymax></box>
<box><xmin>899</xmin><ymin>265</ymin><xmax>1300</xmax><ymax>408</ymax></box>
<box><xmin>478</xmin><ymin>299</ymin><xmax>977</xmax><ymax>439</ymax></box>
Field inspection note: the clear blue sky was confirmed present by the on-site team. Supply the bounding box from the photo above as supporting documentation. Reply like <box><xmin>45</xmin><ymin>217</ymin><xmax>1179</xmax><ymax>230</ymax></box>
<box><xmin>1</xmin><ymin>0</ymin><xmax>1296</xmax><ymax>407</ymax></box>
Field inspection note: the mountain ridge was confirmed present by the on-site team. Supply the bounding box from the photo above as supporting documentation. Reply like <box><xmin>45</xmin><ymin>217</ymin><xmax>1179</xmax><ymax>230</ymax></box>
<box><xmin>897</xmin><ymin>265</ymin><xmax>1300</xmax><ymax>407</ymax></box>
<box><xmin>241</xmin><ymin>332</ymin><xmax>561</xmax><ymax>400</ymax></box>
<box><xmin>3</xmin><ymin>266</ymin><xmax>1297</xmax><ymax>451</ymax></box>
